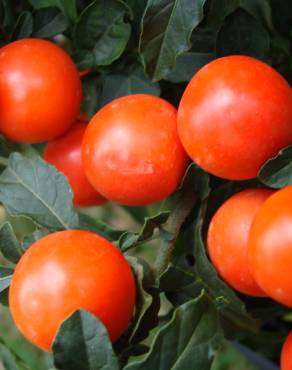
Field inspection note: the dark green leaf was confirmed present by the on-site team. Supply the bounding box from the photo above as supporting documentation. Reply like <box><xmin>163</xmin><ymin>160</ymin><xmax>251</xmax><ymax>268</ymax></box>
<box><xmin>216</xmin><ymin>8</ymin><xmax>270</xmax><ymax>60</ymax></box>
<box><xmin>241</xmin><ymin>0</ymin><xmax>274</xmax><ymax>31</ymax></box>
<box><xmin>0</xmin><ymin>266</ymin><xmax>13</xmax><ymax>292</ymax></box>
<box><xmin>155</xmin><ymin>164</ymin><xmax>209</xmax><ymax>274</ymax></box>
<box><xmin>74</xmin><ymin>0</ymin><xmax>131</xmax><ymax>66</ymax></box>
<box><xmin>28</xmin><ymin>0</ymin><xmax>77</xmax><ymax>21</ymax></box>
<box><xmin>126</xmin><ymin>257</ymin><xmax>160</xmax><ymax>344</ymax></box>
<box><xmin>270</xmin><ymin>0</ymin><xmax>292</xmax><ymax>37</ymax></box>
<box><xmin>78</xmin><ymin>213</ymin><xmax>125</xmax><ymax>242</ymax></box>
<box><xmin>0</xmin><ymin>222</ymin><xmax>22</xmax><ymax>263</ymax></box>
<box><xmin>0</xmin><ymin>345</ymin><xmax>20</xmax><ymax>370</ymax></box>
<box><xmin>139</xmin><ymin>0</ymin><xmax>206</xmax><ymax>81</ymax></box>
<box><xmin>125</xmin><ymin>293</ymin><xmax>223</xmax><ymax>370</ymax></box>
<box><xmin>205</xmin><ymin>0</ymin><xmax>239</xmax><ymax>30</ymax></box>
<box><xmin>0</xmin><ymin>153</ymin><xmax>79</xmax><ymax>230</ymax></box>
<box><xmin>119</xmin><ymin>211</ymin><xmax>170</xmax><ymax>251</ymax></box>
<box><xmin>165</xmin><ymin>51</ymin><xmax>213</xmax><ymax>83</ymax></box>
<box><xmin>71</xmin><ymin>50</ymin><xmax>95</xmax><ymax>71</ymax></box>
<box><xmin>98</xmin><ymin>66</ymin><xmax>160</xmax><ymax>107</ymax></box>
<box><xmin>81</xmin><ymin>76</ymin><xmax>103</xmax><ymax>118</ymax></box>
<box><xmin>10</xmin><ymin>11</ymin><xmax>33</xmax><ymax>40</ymax></box>
<box><xmin>258</xmin><ymin>146</ymin><xmax>292</xmax><ymax>188</ymax></box>
<box><xmin>33</xmin><ymin>7</ymin><xmax>68</xmax><ymax>38</ymax></box>
<box><xmin>53</xmin><ymin>310</ymin><xmax>119</xmax><ymax>370</ymax></box>
<box><xmin>125</xmin><ymin>0</ymin><xmax>147</xmax><ymax>34</ymax></box>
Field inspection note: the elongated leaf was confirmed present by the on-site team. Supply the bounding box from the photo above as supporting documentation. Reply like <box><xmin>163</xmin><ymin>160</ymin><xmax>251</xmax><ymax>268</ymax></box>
<box><xmin>53</xmin><ymin>310</ymin><xmax>119</xmax><ymax>370</ymax></box>
<box><xmin>119</xmin><ymin>211</ymin><xmax>170</xmax><ymax>251</ymax></box>
<box><xmin>139</xmin><ymin>0</ymin><xmax>206</xmax><ymax>81</ymax></box>
<box><xmin>259</xmin><ymin>146</ymin><xmax>292</xmax><ymax>188</ymax></box>
<box><xmin>216</xmin><ymin>8</ymin><xmax>270</xmax><ymax>59</ymax></box>
<box><xmin>22</xmin><ymin>229</ymin><xmax>47</xmax><ymax>250</ymax></box>
<box><xmin>125</xmin><ymin>293</ymin><xmax>223</xmax><ymax>370</ymax></box>
<box><xmin>99</xmin><ymin>66</ymin><xmax>160</xmax><ymax>107</ymax></box>
<box><xmin>74</xmin><ymin>0</ymin><xmax>131</xmax><ymax>66</ymax></box>
<box><xmin>0</xmin><ymin>222</ymin><xmax>22</xmax><ymax>263</ymax></box>
<box><xmin>126</xmin><ymin>257</ymin><xmax>159</xmax><ymax>344</ymax></box>
<box><xmin>165</xmin><ymin>51</ymin><xmax>213</xmax><ymax>83</ymax></box>
<box><xmin>0</xmin><ymin>266</ymin><xmax>13</xmax><ymax>292</ymax></box>
<box><xmin>0</xmin><ymin>153</ymin><xmax>78</xmax><ymax>230</ymax></box>
<box><xmin>33</xmin><ymin>7</ymin><xmax>68</xmax><ymax>38</ymax></box>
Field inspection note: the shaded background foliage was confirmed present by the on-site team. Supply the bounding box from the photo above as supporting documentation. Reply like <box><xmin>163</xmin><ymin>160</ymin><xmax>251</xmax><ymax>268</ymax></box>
<box><xmin>0</xmin><ymin>0</ymin><xmax>292</xmax><ymax>369</ymax></box>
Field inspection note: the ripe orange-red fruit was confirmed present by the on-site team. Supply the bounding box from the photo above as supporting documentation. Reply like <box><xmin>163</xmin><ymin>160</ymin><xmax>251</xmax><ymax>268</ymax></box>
<box><xmin>82</xmin><ymin>94</ymin><xmax>189</xmax><ymax>206</ymax></box>
<box><xmin>208</xmin><ymin>188</ymin><xmax>273</xmax><ymax>296</ymax></box>
<box><xmin>249</xmin><ymin>186</ymin><xmax>292</xmax><ymax>307</ymax></box>
<box><xmin>44</xmin><ymin>121</ymin><xmax>106</xmax><ymax>207</ymax></box>
<box><xmin>0</xmin><ymin>38</ymin><xmax>82</xmax><ymax>143</ymax></box>
<box><xmin>281</xmin><ymin>331</ymin><xmax>292</xmax><ymax>370</ymax></box>
<box><xmin>178</xmin><ymin>55</ymin><xmax>292</xmax><ymax>180</ymax></box>
<box><xmin>9</xmin><ymin>230</ymin><xmax>136</xmax><ymax>351</ymax></box>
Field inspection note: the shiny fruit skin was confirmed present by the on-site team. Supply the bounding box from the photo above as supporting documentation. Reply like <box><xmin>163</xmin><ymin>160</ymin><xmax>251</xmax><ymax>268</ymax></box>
<box><xmin>281</xmin><ymin>331</ymin><xmax>292</xmax><ymax>370</ymax></box>
<box><xmin>82</xmin><ymin>94</ymin><xmax>189</xmax><ymax>206</ymax></box>
<box><xmin>9</xmin><ymin>230</ymin><xmax>136</xmax><ymax>351</ymax></box>
<box><xmin>0</xmin><ymin>38</ymin><xmax>82</xmax><ymax>143</ymax></box>
<box><xmin>249</xmin><ymin>186</ymin><xmax>292</xmax><ymax>307</ymax></box>
<box><xmin>207</xmin><ymin>188</ymin><xmax>273</xmax><ymax>296</ymax></box>
<box><xmin>178</xmin><ymin>55</ymin><xmax>292</xmax><ymax>180</ymax></box>
<box><xmin>44</xmin><ymin>122</ymin><xmax>106</xmax><ymax>207</ymax></box>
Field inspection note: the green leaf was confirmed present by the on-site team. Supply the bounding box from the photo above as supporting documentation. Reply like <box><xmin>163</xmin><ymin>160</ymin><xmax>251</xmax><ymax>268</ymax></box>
<box><xmin>0</xmin><ymin>266</ymin><xmax>13</xmax><ymax>292</ymax></box>
<box><xmin>98</xmin><ymin>66</ymin><xmax>160</xmax><ymax>107</ymax></box>
<box><xmin>205</xmin><ymin>0</ymin><xmax>239</xmax><ymax>30</ymax></box>
<box><xmin>0</xmin><ymin>153</ymin><xmax>79</xmax><ymax>230</ymax></box>
<box><xmin>126</xmin><ymin>257</ymin><xmax>160</xmax><ymax>344</ymax></box>
<box><xmin>0</xmin><ymin>222</ymin><xmax>22</xmax><ymax>263</ymax></box>
<box><xmin>139</xmin><ymin>0</ymin><xmax>206</xmax><ymax>81</ymax></box>
<box><xmin>125</xmin><ymin>293</ymin><xmax>223</xmax><ymax>370</ymax></box>
<box><xmin>22</xmin><ymin>229</ymin><xmax>47</xmax><ymax>250</ymax></box>
<box><xmin>28</xmin><ymin>0</ymin><xmax>77</xmax><ymax>21</ymax></box>
<box><xmin>32</xmin><ymin>7</ymin><xmax>69</xmax><ymax>38</ymax></box>
<box><xmin>119</xmin><ymin>211</ymin><xmax>170</xmax><ymax>251</ymax></box>
<box><xmin>0</xmin><ymin>345</ymin><xmax>20</xmax><ymax>370</ymax></box>
<box><xmin>165</xmin><ymin>52</ymin><xmax>213</xmax><ymax>83</ymax></box>
<box><xmin>216</xmin><ymin>8</ymin><xmax>270</xmax><ymax>60</ymax></box>
<box><xmin>74</xmin><ymin>0</ymin><xmax>131</xmax><ymax>66</ymax></box>
<box><xmin>10</xmin><ymin>11</ymin><xmax>33</xmax><ymax>40</ymax></box>
<box><xmin>241</xmin><ymin>0</ymin><xmax>274</xmax><ymax>31</ymax></box>
<box><xmin>78</xmin><ymin>213</ymin><xmax>125</xmax><ymax>242</ymax></box>
<box><xmin>53</xmin><ymin>310</ymin><xmax>120</xmax><ymax>370</ymax></box>
<box><xmin>71</xmin><ymin>50</ymin><xmax>95</xmax><ymax>71</ymax></box>
<box><xmin>258</xmin><ymin>146</ymin><xmax>292</xmax><ymax>188</ymax></box>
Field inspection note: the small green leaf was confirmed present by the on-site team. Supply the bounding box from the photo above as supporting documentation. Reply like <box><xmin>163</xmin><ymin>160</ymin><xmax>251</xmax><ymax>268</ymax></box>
<box><xmin>0</xmin><ymin>266</ymin><xmax>13</xmax><ymax>292</ymax></box>
<box><xmin>74</xmin><ymin>0</ymin><xmax>131</xmax><ymax>66</ymax></box>
<box><xmin>10</xmin><ymin>11</ymin><xmax>33</xmax><ymax>40</ymax></box>
<box><xmin>125</xmin><ymin>293</ymin><xmax>223</xmax><ymax>370</ymax></box>
<box><xmin>119</xmin><ymin>211</ymin><xmax>170</xmax><ymax>251</ymax></box>
<box><xmin>53</xmin><ymin>310</ymin><xmax>120</xmax><ymax>370</ymax></box>
<box><xmin>259</xmin><ymin>146</ymin><xmax>292</xmax><ymax>188</ymax></box>
<box><xmin>78</xmin><ymin>213</ymin><xmax>125</xmax><ymax>242</ymax></box>
<box><xmin>139</xmin><ymin>0</ymin><xmax>206</xmax><ymax>81</ymax></box>
<box><xmin>0</xmin><ymin>222</ymin><xmax>22</xmax><ymax>263</ymax></box>
<box><xmin>0</xmin><ymin>153</ymin><xmax>79</xmax><ymax>230</ymax></box>
<box><xmin>216</xmin><ymin>8</ymin><xmax>270</xmax><ymax>59</ymax></box>
<box><xmin>165</xmin><ymin>52</ymin><xmax>213</xmax><ymax>83</ymax></box>
<box><xmin>33</xmin><ymin>7</ymin><xmax>68</xmax><ymax>38</ymax></box>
